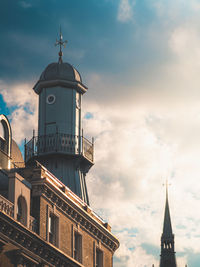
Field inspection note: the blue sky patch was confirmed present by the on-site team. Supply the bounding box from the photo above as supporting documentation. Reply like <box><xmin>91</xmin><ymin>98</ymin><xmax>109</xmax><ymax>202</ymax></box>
<box><xmin>84</xmin><ymin>112</ymin><xmax>93</xmax><ymax>119</ymax></box>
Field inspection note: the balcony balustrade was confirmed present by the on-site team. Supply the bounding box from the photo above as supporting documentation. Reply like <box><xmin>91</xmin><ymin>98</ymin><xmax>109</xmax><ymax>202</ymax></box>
<box><xmin>0</xmin><ymin>194</ymin><xmax>14</xmax><ymax>218</ymax></box>
<box><xmin>0</xmin><ymin>194</ymin><xmax>37</xmax><ymax>233</ymax></box>
<box><xmin>82</xmin><ymin>137</ymin><xmax>93</xmax><ymax>162</ymax></box>
<box><xmin>25</xmin><ymin>133</ymin><xmax>94</xmax><ymax>163</ymax></box>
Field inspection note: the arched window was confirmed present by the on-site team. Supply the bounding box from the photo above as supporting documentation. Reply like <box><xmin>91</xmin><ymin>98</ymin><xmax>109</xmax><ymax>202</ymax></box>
<box><xmin>17</xmin><ymin>196</ymin><xmax>27</xmax><ymax>226</ymax></box>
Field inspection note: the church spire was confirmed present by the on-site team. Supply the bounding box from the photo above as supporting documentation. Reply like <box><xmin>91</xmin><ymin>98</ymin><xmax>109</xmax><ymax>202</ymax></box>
<box><xmin>160</xmin><ymin>180</ymin><xmax>177</xmax><ymax>267</ymax></box>
<box><xmin>163</xmin><ymin>181</ymin><xmax>173</xmax><ymax>236</ymax></box>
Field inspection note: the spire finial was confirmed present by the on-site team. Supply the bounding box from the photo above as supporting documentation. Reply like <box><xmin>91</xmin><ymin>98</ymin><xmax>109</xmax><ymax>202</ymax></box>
<box><xmin>163</xmin><ymin>178</ymin><xmax>171</xmax><ymax>199</ymax></box>
<box><xmin>55</xmin><ymin>26</ymin><xmax>68</xmax><ymax>63</ymax></box>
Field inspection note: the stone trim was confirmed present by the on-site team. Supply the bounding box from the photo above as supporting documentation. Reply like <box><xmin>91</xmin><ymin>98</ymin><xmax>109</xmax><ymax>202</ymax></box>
<box><xmin>32</xmin><ymin>183</ymin><xmax>119</xmax><ymax>253</ymax></box>
<box><xmin>33</xmin><ymin>79</ymin><xmax>87</xmax><ymax>95</ymax></box>
<box><xmin>0</xmin><ymin>194</ymin><xmax>14</xmax><ymax>218</ymax></box>
<box><xmin>0</xmin><ymin>212</ymin><xmax>83</xmax><ymax>267</ymax></box>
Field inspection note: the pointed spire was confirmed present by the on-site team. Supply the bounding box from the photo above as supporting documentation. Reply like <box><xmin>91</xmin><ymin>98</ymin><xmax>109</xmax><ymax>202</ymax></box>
<box><xmin>163</xmin><ymin>180</ymin><xmax>173</xmax><ymax>236</ymax></box>
<box><xmin>55</xmin><ymin>26</ymin><xmax>68</xmax><ymax>63</ymax></box>
<box><xmin>160</xmin><ymin>179</ymin><xmax>177</xmax><ymax>267</ymax></box>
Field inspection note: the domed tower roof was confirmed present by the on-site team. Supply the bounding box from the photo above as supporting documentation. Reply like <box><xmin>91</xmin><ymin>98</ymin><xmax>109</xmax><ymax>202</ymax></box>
<box><xmin>33</xmin><ymin>61</ymin><xmax>87</xmax><ymax>95</ymax></box>
<box><xmin>33</xmin><ymin>31</ymin><xmax>87</xmax><ymax>95</ymax></box>
<box><xmin>11</xmin><ymin>139</ymin><xmax>24</xmax><ymax>166</ymax></box>
<box><xmin>39</xmin><ymin>62</ymin><xmax>82</xmax><ymax>83</ymax></box>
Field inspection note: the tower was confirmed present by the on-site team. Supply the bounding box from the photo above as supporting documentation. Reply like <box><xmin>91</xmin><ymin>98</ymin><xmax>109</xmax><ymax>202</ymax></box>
<box><xmin>0</xmin><ymin>32</ymin><xmax>119</xmax><ymax>267</ymax></box>
<box><xmin>160</xmin><ymin>183</ymin><xmax>177</xmax><ymax>267</ymax></box>
<box><xmin>25</xmin><ymin>31</ymin><xmax>93</xmax><ymax>205</ymax></box>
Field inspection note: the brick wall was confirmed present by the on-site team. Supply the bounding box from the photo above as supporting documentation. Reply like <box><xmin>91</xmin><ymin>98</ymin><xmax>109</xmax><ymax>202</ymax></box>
<box><xmin>38</xmin><ymin>196</ymin><xmax>113</xmax><ymax>267</ymax></box>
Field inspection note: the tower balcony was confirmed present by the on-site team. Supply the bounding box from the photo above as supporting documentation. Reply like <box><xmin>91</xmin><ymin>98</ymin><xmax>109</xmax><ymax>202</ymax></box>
<box><xmin>25</xmin><ymin>133</ymin><xmax>94</xmax><ymax>164</ymax></box>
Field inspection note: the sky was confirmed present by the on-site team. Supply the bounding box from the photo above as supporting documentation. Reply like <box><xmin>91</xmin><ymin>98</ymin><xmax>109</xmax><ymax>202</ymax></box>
<box><xmin>1</xmin><ymin>0</ymin><xmax>200</xmax><ymax>266</ymax></box>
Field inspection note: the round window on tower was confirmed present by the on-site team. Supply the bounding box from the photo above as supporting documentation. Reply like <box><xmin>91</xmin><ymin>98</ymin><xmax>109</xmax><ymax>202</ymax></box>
<box><xmin>46</xmin><ymin>94</ymin><xmax>56</xmax><ymax>104</ymax></box>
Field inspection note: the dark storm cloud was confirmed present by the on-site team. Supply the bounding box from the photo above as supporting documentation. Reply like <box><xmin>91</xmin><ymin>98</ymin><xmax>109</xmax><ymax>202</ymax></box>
<box><xmin>0</xmin><ymin>0</ymin><xmax>172</xmax><ymax>88</ymax></box>
<box><xmin>0</xmin><ymin>0</ymin><xmax>123</xmax><ymax>82</ymax></box>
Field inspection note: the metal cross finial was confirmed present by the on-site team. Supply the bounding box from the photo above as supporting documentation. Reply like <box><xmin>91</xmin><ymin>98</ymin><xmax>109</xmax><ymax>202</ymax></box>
<box><xmin>55</xmin><ymin>26</ymin><xmax>68</xmax><ymax>63</ymax></box>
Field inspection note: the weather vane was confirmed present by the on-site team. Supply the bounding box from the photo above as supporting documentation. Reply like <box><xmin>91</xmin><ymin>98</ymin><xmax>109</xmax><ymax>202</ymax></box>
<box><xmin>55</xmin><ymin>27</ymin><xmax>68</xmax><ymax>63</ymax></box>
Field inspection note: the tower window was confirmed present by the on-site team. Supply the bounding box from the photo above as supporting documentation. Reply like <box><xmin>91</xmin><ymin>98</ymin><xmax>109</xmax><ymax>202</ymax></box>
<box><xmin>74</xmin><ymin>231</ymin><xmax>82</xmax><ymax>263</ymax></box>
<box><xmin>17</xmin><ymin>198</ymin><xmax>22</xmax><ymax>221</ymax></box>
<box><xmin>96</xmin><ymin>248</ymin><xmax>103</xmax><ymax>267</ymax></box>
<box><xmin>48</xmin><ymin>213</ymin><xmax>59</xmax><ymax>246</ymax></box>
<box><xmin>17</xmin><ymin>196</ymin><xmax>27</xmax><ymax>226</ymax></box>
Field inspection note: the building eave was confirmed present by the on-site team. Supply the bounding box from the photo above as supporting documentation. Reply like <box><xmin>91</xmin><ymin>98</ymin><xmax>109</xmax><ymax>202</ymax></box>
<box><xmin>33</xmin><ymin>79</ymin><xmax>88</xmax><ymax>95</ymax></box>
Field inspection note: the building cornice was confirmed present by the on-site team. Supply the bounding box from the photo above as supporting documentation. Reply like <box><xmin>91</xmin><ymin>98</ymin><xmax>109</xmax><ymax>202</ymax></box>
<box><xmin>33</xmin><ymin>79</ymin><xmax>87</xmax><ymax>95</ymax></box>
<box><xmin>32</xmin><ymin>181</ymin><xmax>119</xmax><ymax>253</ymax></box>
<box><xmin>0</xmin><ymin>211</ymin><xmax>84</xmax><ymax>267</ymax></box>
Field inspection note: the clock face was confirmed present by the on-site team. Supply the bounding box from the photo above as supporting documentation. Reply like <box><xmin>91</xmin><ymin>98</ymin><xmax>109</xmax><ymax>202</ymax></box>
<box><xmin>46</xmin><ymin>94</ymin><xmax>56</xmax><ymax>104</ymax></box>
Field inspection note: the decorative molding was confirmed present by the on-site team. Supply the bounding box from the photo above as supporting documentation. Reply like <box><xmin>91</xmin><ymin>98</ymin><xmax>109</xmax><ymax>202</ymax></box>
<box><xmin>0</xmin><ymin>213</ymin><xmax>83</xmax><ymax>267</ymax></box>
<box><xmin>0</xmin><ymin>194</ymin><xmax>14</xmax><ymax>218</ymax></box>
<box><xmin>32</xmin><ymin>183</ymin><xmax>119</xmax><ymax>253</ymax></box>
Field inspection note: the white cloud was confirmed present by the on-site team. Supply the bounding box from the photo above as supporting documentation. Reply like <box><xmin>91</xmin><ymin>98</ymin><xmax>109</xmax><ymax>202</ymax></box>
<box><xmin>83</xmin><ymin>17</ymin><xmax>200</xmax><ymax>264</ymax></box>
<box><xmin>0</xmin><ymin>81</ymin><xmax>38</xmax><ymax>144</ymax></box>
<box><xmin>117</xmin><ymin>0</ymin><xmax>133</xmax><ymax>22</ymax></box>
<box><xmin>81</xmin><ymin>16</ymin><xmax>200</xmax><ymax>262</ymax></box>
<box><xmin>169</xmin><ymin>26</ymin><xmax>200</xmax><ymax>77</ymax></box>
<box><xmin>83</xmin><ymin>93</ymin><xmax>200</xmax><ymax>265</ymax></box>
<box><xmin>115</xmin><ymin>245</ymin><xmax>158</xmax><ymax>267</ymax></box>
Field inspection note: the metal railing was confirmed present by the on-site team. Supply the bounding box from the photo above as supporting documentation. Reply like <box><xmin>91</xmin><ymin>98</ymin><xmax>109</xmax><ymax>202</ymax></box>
<box><xmin>25</xmin><ymin>133</ymin><xmax>94</xmax><ymax>163</ymax></box>
<box><xmin>82</xmin><ymin>137</ymin><xmax>93</xmax><ymax>162</ymax></box>
<box><xmin>0</xmin><ymin>194</ymin><xmax>14</xmax><ymax>217</ymax></box>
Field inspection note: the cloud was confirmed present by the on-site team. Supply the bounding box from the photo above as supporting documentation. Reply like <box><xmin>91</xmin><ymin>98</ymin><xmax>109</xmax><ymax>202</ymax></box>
<box><xmin>0</xmin><ymin>81</ymin><xmax>38</xmax><ymax>144</ymax></box>
<box><xmin>169</xmin><ymin>25</ymin><xmax>200</xmax><ymax>69</ymax></box>
<box><xmin>117</xmin><ymin>0</ymin><xmax>133</xmax><ymax>22</ymax></box>
<box><xmin>19</xmin><ymin>1</ymin><xmax>32</xmax><ymax>9</ymax></box>
<box><xmin>82</xmin><ymin>21</ymin><xmax>200</xmax><ymax>264</ymax></box>
<box><xmin>82</xmin><ymin>93</ymin><xmax>200</xmax><ymax>265</ymax></box>
<box><xmin>115</xmin><ymin>245</ymin><xmax>158</xmax><ymax>267</ymax></box>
